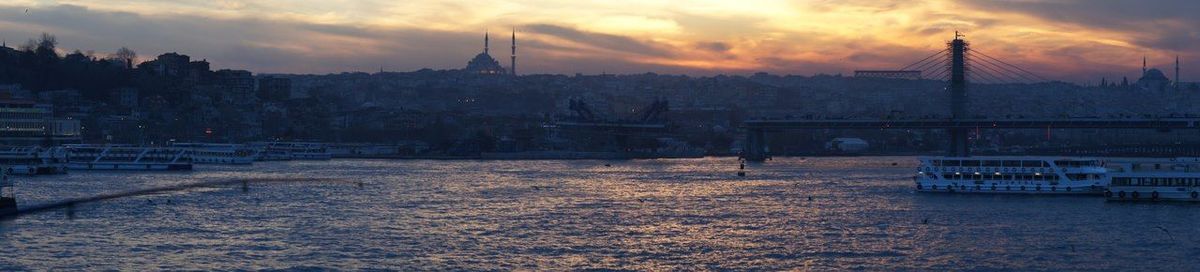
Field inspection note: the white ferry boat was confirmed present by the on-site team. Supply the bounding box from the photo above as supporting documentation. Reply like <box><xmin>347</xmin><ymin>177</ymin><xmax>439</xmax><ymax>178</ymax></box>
<box><xmin>170</xmin><ymin>143</ymin><xmax>257</xmax><ymax>165</ymax></box>
<box><xmin>252</xmin><ymin>142</ymin><xmax>332</xmax><ymax>161</ymax></box>
<box><xmin>0</xmin><ymin>146</ymin><xmax>68</xmax><ymax>175</ymax></box>
<box><xmin>1105</xmin><ymin>158</ymin><xmax>1200</xmax><ymax>202</ymax></box>
<box><xmin>65</xmin><ymin>145</ymin><xmax>193</xmax><ymax>171</ymax></box>
<box><xmin>249</xmin><ymin>142</ymin><xmax>291</xmax><ymax>161</ymax></box>
<box><xmin>914</xmin><ymin>156</ymin><xmax>1108</xmax><ymax>194</ymax></box>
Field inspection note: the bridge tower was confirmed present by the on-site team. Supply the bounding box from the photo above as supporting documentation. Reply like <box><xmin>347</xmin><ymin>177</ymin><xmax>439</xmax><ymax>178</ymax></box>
<box><xmin>948</xmin><ymin>32</ymin><xmax>970</xmax><ymax>157</ymax></box>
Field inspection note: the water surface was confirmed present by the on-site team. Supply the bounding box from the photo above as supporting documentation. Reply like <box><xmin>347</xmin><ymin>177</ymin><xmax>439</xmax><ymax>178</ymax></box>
<box><xmin>1</xmin><ymin>157</ymin><xmax>1197</xmax><ymax>270</ymax></box>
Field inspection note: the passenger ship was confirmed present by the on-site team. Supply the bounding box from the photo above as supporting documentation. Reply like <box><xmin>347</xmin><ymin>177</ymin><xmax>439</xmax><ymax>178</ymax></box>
<box><xmin>251</xmin><ymin>142</ymin><xmax>332</xmax><ymax>161</ymax></box>
<box><xmin>914</xmin><ymin>156</ymin><xmax>1108</xmax><ymax>194</ymax></box>
<box><xmin>1105</xmin><ymin>158</ymin><xmax>1200</xmax><ymax>202</ymax></box>
<box><xmin>64</xmin><ymin>145</ymin><xmax>193</xmax><ymax>171</ymax></box>
<box><xmin>0</xmin><ymin>146</ymin><xmax>68</xmax><ymax>175</ymax></box>
<box><xmin>170</xmin><ymin>143</ymin><xmax>257</xmax><ymax>165</ymax></box>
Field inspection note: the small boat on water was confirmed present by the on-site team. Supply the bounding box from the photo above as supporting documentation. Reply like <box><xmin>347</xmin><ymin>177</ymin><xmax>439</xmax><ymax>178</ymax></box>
<box><xmin>1105</xmin><ymin>158</ymin><xmax>1200</xmax><ymax>202</ymax></box>
<box><xmin>914</xmin><ymin>156</ymin><xmax>1108</xmax><ymax>194</ymax></box>
<box><xmin>64</xmin><ymin>145</ymin><xmax>193</xmax><ymax>171</ymax></box>
<box><xmin>0</xmin><ymin>146</ymin><xmax>68</xmax><ymax>175</ymax></box>
<box><xmin>170</xmin><ymin>143</ymin><xmax>257</xmax><ymax>165</ymax></box>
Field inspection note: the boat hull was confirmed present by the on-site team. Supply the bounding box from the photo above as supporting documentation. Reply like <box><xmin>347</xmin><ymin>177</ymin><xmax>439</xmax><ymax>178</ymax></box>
<box><xmin>916</xmin><ymin>182</ymin><xmax>1105</xmax><ymax>195</ymax></box>
<box><xmin>192</xmin><ymin>157</ymin><xmax>255</xmax><ymax>165</ymax></box>
<box><xmin>1106</xmin><ymin>187</ymin><xmax>1200</xmax><ymax>202</ymax></box>
<box><xmin>67</xmin><ymin>163</ymin><xmax>193</xmax><ymax>171</ymax></box>
<box><xmin>3</xmin><ymin>165</ymin><xmax>68</xmax><ymax>175</ymax></box>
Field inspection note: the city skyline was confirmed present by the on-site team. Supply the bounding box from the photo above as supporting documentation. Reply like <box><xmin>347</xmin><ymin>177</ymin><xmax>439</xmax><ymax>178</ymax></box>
<box><xmin>0</xmin><ymin>1</ymin><xmax>1196</xmax><ymax>83</ymax></box>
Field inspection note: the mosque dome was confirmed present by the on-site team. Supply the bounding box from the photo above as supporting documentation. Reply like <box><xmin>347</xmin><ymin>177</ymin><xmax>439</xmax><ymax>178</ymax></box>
<box><xmin>466</xmin><ymin>52</ymin><xmax>504</xmax><ymax>75</ymax></box>
<box><xmin>462</xmin><ymin>31</ymin><xmax>512</xmax><ymax>75</ymax></box>
<box><xmin>1142</xmin><ymin>68</ymin><xmax>1168</xmax><ymax>80</ymax></box>
<box><xmin>1137</xmin><ymin>68</ymin><xmax>1171</xmax><ymax>91</ymax></box>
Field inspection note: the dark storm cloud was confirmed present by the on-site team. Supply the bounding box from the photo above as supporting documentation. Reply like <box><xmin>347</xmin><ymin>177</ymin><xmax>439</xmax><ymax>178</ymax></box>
<box><xmin>523</xmin><ymin>24</ymin><xmax>674</xmax><ymax>58</ymax></box>
<box><xmin>960</xmin><ymin>0</ymin><xmax>1200</xmax><ymax>51</ymax></box>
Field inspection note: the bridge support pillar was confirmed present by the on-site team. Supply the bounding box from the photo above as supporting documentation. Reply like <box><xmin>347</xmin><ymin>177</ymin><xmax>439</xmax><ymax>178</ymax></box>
<box><xmin>947</xmin><ymin>33</ymin><xmax>970</xmax><ymax>157</ymax></box>
<box><xmin>744</xmin><ymin>128</ymin><xmax>769</xmax><ymax>162</ymax></box>
<box><xmin>949</xmin><ymin>128</ymin><xmax>969</xmax><ymax>157</ymax></box>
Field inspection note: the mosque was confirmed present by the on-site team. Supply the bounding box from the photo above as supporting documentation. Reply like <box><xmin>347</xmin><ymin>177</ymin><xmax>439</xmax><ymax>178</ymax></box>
<box><xmin>1135</xmin><ymin>56</ymin><xmax>1179</xmax><ymax>91</ymax></box>
<box><xmin>464</xmin><ymin>30</ymin><xmax>516</xmax><ymax>76</ymax></box>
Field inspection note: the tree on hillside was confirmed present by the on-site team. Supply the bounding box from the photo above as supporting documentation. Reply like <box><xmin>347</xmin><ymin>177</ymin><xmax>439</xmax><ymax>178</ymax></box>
<box><xmin>112</xmin><ymin>47</ymin><xmax>136</xmax><ymax>68</ymax></box>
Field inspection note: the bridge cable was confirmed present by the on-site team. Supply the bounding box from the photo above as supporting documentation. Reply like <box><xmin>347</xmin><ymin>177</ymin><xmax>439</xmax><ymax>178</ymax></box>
<box><xmin>972</xmin><ymin>50</ymin><xmax>1049</xmax><ymax>82</ymax></box>
<box><xmin>915</xmin><ymin>58</ymin><xmax>951</xmax><ymax>79</ymax></box>
<box><xmin>969</xmin><ymin>64</ymin><xmax>1008</xmax><ymax>84</ymax></box>
<box><xmin>973</xmin><ymin>50</ymin><xmax>1047</xmax><ymax>82</ymax></box>
<box><xmin>912</xmin><ymin>57</ymin><xmax>950</xmax><ymax>75</ymax></box>
<box><xmin>899</xmin><ymin>48</ymin><xmax>951</xmax><ymax>71</ymax></box>
<box><xmin>970</xmin><ymin>54</ymin><xmax>1039</xmax><ymax>83</ymax></box>
<box><xmin>971</xmin><ymin>59</ymin><xmax>1027</xmax><ymax>83</ymax></box>
<box><xmin>926</xmin><ymin>62</ymin><xmax>953</xmax><ymax>81</ymax></box>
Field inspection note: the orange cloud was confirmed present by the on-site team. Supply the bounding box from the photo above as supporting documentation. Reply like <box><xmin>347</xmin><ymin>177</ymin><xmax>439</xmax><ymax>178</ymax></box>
<box><xmin>1</xmin><ymin>1</ymin><xmax>1194</xmax><ymax>82</ymax></box>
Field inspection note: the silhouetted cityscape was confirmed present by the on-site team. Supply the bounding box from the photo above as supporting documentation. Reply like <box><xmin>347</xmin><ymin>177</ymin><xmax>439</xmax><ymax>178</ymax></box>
<box><xmin>0</xmin><ymin>32</ymin><xmax>1196</xmax><ymax>158</ymax></box>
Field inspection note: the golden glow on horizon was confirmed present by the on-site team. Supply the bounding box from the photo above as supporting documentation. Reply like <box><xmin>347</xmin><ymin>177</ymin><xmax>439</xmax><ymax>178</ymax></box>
<box><xmin>5</xmin><ymin>0</ymin><xmax>1193</xmax><ymax>80</ymax></box>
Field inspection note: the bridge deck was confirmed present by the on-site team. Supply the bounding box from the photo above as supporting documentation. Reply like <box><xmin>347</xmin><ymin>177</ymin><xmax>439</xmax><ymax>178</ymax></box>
<box><xmin>744</xmin><ymin>118</ymin><xmax>1200</xmax><ymax>130</ymax></box>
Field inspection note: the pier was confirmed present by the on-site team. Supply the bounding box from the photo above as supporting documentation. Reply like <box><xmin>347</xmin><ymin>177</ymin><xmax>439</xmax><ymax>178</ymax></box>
<box><xmin>0</xmin><ymin>175</ymin><xmax>14</xmax><ymax>214</ymax></box>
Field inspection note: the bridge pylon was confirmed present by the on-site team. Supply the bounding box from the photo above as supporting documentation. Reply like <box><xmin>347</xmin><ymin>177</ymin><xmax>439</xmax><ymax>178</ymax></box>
<box><xmin>948</xmin><ymin>32</ymin><xmax>970</xmax><ymax>157</ymax></box>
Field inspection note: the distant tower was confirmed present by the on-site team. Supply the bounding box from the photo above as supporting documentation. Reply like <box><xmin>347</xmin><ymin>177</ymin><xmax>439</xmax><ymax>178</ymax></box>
<box><xmin>1176</xmin><ymin>55</ymin><xmax>1181</xmax><ymax>91</ymax></box>
<box><xmin>511</xmin><ymin>29</ymin><xmax>517</xmax><ymax>76</ymax></box>
<box><xmin>484</xmin><ymin>31</ymin><xmax>490</xmax><ymax>54</ymax></box>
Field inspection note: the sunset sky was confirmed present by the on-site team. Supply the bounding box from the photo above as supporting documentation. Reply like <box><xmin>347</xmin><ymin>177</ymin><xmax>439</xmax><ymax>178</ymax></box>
<box><xmin>0</xmin><ymin>0</ymin><xmax>1196</xmax><ymax>83</ymax></box>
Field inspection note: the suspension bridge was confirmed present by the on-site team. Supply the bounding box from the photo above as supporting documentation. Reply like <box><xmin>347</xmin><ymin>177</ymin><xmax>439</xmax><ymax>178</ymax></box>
<box><xmin>741</xmin><ymin>32</ymin><xmax>1200</xmax><ymax>161</ymax></box>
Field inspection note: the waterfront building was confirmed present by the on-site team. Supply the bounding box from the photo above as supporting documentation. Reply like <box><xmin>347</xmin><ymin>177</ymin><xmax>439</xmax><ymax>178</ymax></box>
<box><xmin>0</xmin><ymin>98</ymin><xmax>81</xmax><ymax>145</ymax></box>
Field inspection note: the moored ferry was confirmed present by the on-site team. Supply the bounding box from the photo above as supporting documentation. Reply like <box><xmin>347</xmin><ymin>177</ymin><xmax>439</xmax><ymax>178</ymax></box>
<box><xmin>170</xmin><ymin>143</ymin><xmax>257</xmax><ymax>165</ymax></box>
<box><xmin>915</xmin><ymin>156</ymin><xmax>1108</xmax><ymax>194</ymax></box>
<box><xmin>1105</xmin><ymin>158</ymin><xmax>1200</xmax><ymax>202</ymax></box>
<box><xmin>64</xmin><ymin>145</ymin><xmax>193</xmax><ymax>171</ymax></box>
<box><xmin>0</xmin><ymin>146</ymin><xmax>68</xmax><ymax>175</ymax></box>
<box><xmin>252</xmin><ymin>142</ymin><xmax>332</xmax><ymax>161</ymax></box>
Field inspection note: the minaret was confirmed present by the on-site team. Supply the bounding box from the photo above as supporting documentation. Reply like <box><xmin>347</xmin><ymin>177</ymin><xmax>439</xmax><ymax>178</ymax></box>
<box><xmin>484</xmin><ymin>31</ymin><xmax>490</xmax><ymax>54</ymax></box>
<box><xmin>1143</xmin><ymin>56</ymin><xmax>1147</xmax><ymax>74</ymax></box>
<box><xmin>511</xmin><ymin>29</ymin><xmax>517</xmax><ymax>76</ymax></box>
<box><xmin>1176</xmin><ymin>55</ymin><xmax>1181</xmax><ymax>91</ymax></box>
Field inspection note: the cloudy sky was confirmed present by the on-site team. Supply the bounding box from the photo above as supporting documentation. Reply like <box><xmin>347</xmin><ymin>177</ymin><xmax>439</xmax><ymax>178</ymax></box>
<box><xmin>0</xmin><ymin>0</ymin><xmax>1196</xmax><ymax>83</ymax></box>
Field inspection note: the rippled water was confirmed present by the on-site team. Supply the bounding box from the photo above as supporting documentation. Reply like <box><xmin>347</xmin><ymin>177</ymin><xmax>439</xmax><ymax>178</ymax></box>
<box><xmin>1</xmin><ymin>157</ymin><xmax>1198</xmax><ymax>270</ymax></box>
